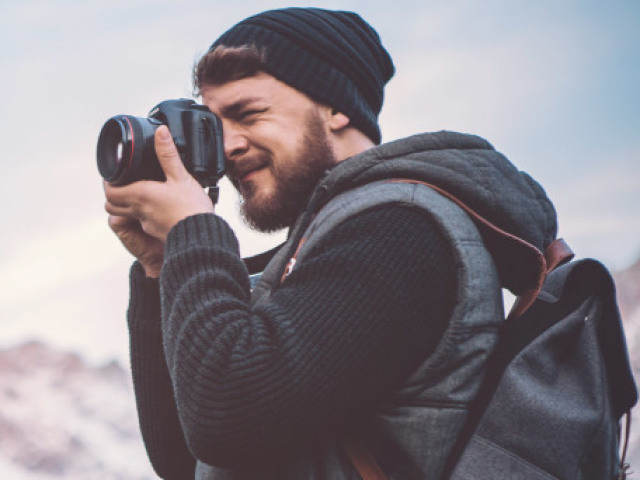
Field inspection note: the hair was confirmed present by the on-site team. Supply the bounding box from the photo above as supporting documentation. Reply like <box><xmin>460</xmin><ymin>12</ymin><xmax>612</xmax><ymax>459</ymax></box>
<box><xmin>192</xmin><ymin>45</ymin><xmax>266</xmax><ymax>96</ymax></box>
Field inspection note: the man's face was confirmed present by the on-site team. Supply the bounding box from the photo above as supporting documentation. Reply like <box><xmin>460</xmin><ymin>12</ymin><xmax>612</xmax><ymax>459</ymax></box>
<box><xmin>201</xmin><ymin>73</ymin><xmax>338</xmax><ymax>232</ymax></box>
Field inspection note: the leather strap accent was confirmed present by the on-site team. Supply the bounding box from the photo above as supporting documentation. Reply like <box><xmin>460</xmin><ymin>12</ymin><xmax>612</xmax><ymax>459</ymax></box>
<box><xmin>341</xmin><ymin>437</ymin><xmax>388</xmax><ymax>480</ymax></box>
<box><xmin>507</xmin><ymin>238</ymin><xmax>573</xmax><ymax>319</ymax></box>
<box><xmin>619</xmin><ymin>412</ymin><xmax>632</xmax><ymax>479</ymax></box>
<box><xmin>280</xmin><ymin>238</ymin><xmax>307</xmax><ymax>284</ymax></box>
<box><xmin>544</xmin><ymin>238</ymin><xmax>574</xmax><ymax>273</ymax></box>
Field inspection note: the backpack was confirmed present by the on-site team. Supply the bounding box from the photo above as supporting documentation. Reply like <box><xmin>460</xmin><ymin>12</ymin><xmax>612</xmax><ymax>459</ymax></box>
<box><xmin>244</xmin><ymin>179</ymin><xmax>638</xmax><ymax>480</ymax></box>
<box><xmin>443</xmin><ymin>256</ymin><xmax>638</xmax><ymax>480</ymax></box>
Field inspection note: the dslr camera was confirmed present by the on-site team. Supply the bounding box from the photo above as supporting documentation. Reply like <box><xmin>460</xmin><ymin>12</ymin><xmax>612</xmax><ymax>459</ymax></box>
<box><xmin>97</xmin><ymin>99</ymin><xmax>225</xmax><ymax>198</ymax></box>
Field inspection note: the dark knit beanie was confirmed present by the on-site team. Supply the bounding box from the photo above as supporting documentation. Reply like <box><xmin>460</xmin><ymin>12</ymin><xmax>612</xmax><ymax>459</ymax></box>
<box><xmin>210</xmin><ymin>8</ymin><xmax>394</xmax><ymax>144</ymax></box>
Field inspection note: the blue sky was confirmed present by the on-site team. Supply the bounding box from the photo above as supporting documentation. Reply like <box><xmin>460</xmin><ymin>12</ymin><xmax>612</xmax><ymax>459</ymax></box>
<box><xmin>0</xmin><ymin>0</ymin><xmax>638</xmax><ymax>364</ymax></box>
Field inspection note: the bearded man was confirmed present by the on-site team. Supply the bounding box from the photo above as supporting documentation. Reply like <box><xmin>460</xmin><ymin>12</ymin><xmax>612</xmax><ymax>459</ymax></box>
<box><xmin>103</xmin><ymin>7</ymin><xmax>559</xmax><ymax>480</ymax></box>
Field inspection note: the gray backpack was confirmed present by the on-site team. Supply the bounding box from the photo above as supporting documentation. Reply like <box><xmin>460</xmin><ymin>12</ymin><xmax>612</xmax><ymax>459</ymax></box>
<box><xmin>443</xmin><ymin>257</ymin><xmax>638</xmax><ymax>480</ymax></box>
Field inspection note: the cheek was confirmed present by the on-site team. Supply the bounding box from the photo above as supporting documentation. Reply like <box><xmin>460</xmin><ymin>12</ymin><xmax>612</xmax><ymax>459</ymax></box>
<box><xmin>253</xmin><ymin>121</ymin><xmax>300</xmax><ymax>153</ymax></box>
<box><xmin>271</xmin><ymin>138</ymin><xmax>304</xmax><ymax>173</ymax></box>
<box><xmin>239</xmin><ymin>165</ymin><xmax>276</xmax><ymax>199</ymax></box>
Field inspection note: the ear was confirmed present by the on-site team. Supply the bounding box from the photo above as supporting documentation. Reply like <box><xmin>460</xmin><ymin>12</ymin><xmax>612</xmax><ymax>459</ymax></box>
<box><xmin>329</xmin><ymin>110</ymin><xmax>350</xmax><ymax>132</ymax></box>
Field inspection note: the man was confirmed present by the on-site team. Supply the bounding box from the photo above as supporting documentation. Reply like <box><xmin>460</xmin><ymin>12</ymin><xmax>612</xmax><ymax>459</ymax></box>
<box><xmin>104</xmin><ymin>8</ymin><xmax>558</xmax><ymax>479</ymax></box>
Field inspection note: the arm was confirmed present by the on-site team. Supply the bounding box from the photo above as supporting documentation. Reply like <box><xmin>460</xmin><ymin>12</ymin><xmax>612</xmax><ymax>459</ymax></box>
<box><xmin>104</xmin><ymin>126</ymin><xmax>214</xmax><ymax>478</ymax></box>
<box><xmin>127</xmin><ymin>262</ymin><xmax>196</xmax><ymax>479</ymax></box>
<box><xmin>160</xmin><ymin>204</ymin><xmax>456</xmax><ymax>468</ymax></box>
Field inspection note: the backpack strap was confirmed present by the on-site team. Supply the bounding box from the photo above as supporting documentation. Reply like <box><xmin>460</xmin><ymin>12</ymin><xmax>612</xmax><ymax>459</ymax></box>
<box><xmin>243</xmin><ymin>242</ymin><xmax>285</xmax><ymax>275</ymax></box>
<box><xmin>619</xmin><ymin>412</ymin><xmax>633</xmax><ymax>479</ymax></box>
<box><xmin>508</xmin><ymin>237</ymin><xmax>574</xmax><ymax>319</ymax></box>
<box><xmin>281</xmin><ymin>178</ymin><xmax>573</xmax><ymax>298</ymax></box>
<box><xmin>384</xmin><ymin>180</ymin><xmax>574</xmax><ymax>320</ymax></box>
<box><xmin>544</xmin><ymin>237</ymin><xmax>575</xmax><ymax>273</ymax></box>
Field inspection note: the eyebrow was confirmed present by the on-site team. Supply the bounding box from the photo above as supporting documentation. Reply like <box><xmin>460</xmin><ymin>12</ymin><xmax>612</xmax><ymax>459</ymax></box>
<box><xmin>219</xmin><ymin>97</ymin><xmax>265</xmax><ymax>118</ymax></box>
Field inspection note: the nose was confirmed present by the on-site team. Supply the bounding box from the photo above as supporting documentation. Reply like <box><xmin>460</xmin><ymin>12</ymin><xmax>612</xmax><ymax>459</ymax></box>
<box><xmin>223</xmin><ymin>124</ymin><xmax>249</xmax><ymax>162</ymax></box>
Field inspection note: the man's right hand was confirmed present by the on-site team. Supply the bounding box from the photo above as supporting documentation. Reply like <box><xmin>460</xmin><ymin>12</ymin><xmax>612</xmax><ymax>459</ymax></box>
<box><xmin>108</xmin><ymin>214</ymin><xmax>164</xmax><ymax>278</ymax></box>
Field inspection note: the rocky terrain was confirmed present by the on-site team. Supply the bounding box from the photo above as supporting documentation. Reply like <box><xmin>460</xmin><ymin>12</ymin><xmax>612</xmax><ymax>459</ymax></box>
<box><xmin>0</xmin><ymin>341</ymin><xmax>155</xmax><ymax>479</ymax></box>
<box><xmin>614</xmin><ymin>258</ymin><xmax>640</xmax><ymax>472</ymax></box>
<box><xmin>0</xmin><ymin>258</ymin><xmax>638</xmax><ymax>479</ymax></box>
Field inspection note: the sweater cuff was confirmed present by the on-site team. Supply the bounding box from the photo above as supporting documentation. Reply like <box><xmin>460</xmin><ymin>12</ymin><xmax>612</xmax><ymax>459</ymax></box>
<box><xmin>128</xmin><ymin>261</ymin><xmax>161</xmax><ymax>327</ymax></box>
<box><xmin>165</xmin><ymin>213</ymin><xmax>240</xmax><ymax>257</ymax></box>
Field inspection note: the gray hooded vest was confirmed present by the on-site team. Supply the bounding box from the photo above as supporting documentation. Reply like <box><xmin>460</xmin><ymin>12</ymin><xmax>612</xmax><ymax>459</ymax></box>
<box><xmin>196</xmin><ymin>131</ymin><xmax>558</xmax><ymax>479</ymax></box>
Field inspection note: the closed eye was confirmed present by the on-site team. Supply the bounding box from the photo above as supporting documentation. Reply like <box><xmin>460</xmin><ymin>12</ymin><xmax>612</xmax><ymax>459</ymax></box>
<box><xmin>238</xmin><ymin>108</ymin><xmax>267</xmax><ymax>120</ymax></box>
<box><xmin>220</xmin><ymin>97</ymin><xmax>269</xmax><ymax>123</ymax></box>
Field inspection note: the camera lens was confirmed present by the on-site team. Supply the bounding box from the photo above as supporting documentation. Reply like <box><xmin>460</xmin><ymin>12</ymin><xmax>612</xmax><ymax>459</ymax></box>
<box><xmin>97</xmin><ymin>116</ymin><xmax>135</xmax><ymax>184</ymax></box>
<box><xmin>97</xmin><ymin>115</ymin><xmax>161</xmax><ymax>185</ymax></box>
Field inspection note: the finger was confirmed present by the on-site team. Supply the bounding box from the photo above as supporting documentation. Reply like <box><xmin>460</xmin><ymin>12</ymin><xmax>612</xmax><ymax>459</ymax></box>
<box><xmin>155</xmin><ymin>125</ymin><xmax>190</xmax><ymax>181</ymax></box>
<box><xmin>105</xmin><ymin>199</ymin><xmax>134</xmax><ymax>217</ymax></box>
<box><xmin>104</xmin><ymin>178</ymin><xmax>155</xmax><ymax>208</ymax></box>
<box><xmin>104</xmin><ymin>179</ymin><xmax>140</xmax><ymax>206</ymax></box>
<box><xmin>108</xmin><ymin>214</ymin><xmax>138</xmax><ymax>233</ymax></box>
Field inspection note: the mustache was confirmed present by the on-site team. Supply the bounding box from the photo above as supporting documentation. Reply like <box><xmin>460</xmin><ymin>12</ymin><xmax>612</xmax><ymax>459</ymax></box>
<box><xmin>226</xmin><ymin>155</ymin><xmax>270</xmax><ymax>181</ymax></box>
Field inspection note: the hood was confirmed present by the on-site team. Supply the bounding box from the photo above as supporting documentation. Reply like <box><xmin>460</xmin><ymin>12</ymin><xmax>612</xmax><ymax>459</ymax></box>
<box><xmin>309</xmin><ymin>131</ymin><xmax>558</xmax><ymax>253</ymax></box>
<box><xmin>301</xmin><ymin>131</ymin><xmax>559</xmax><ymax>294</ymax></box>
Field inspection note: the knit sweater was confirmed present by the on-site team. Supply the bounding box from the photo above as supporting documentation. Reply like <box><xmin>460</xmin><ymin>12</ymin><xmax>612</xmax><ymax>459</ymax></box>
<box><xmin>128</xmin><ymin>203</ymin><xmax>456</xmax><ymax>479</ymax></box>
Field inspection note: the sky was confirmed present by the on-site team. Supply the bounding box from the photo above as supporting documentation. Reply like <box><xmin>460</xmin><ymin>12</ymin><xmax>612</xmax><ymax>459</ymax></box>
<box><xmin>0</xmin><ymin>0</ymin><xmax>638</xmax><ymax>366</ymax></box>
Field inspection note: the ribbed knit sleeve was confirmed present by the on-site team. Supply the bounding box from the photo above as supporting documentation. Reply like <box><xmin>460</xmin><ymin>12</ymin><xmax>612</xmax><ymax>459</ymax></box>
<box><xmin>155</xmin><ymin>206</ymin><xmax>456</xmax><ymax>470</ymax></box>
<box><xmin>128</xmin><ymin>262</ymin><xmax>196</xmax><ymax>479</ymax></box>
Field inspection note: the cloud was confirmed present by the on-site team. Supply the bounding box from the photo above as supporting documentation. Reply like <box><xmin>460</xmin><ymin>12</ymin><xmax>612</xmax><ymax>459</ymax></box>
<box><xmin>0</xmin><ymin>215</ymin><xmax>133</xmax><ymax>363</ymax></box>
<box><xmin>0</xmin><ymin>218</ymin><xmax>122</xmax><ymax>306</ymax></box>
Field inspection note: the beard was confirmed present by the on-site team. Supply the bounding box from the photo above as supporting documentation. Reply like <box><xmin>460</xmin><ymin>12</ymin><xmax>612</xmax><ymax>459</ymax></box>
<box><xmin>238</xmin><ymin>109</ymin><xmax>338</xmax><ymax>233</ymax></box>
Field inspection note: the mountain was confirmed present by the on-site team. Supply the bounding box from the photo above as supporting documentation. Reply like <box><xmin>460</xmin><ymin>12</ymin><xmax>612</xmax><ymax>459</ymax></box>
<box><xmin>0</xmin><ymin>341</ymin><xmax>155</xmax><ymax>479</ymax></box>
<box><xmin>615</xmin><ymin>258</ymin><xmax>640</xmax><ymax>335</ymax></box>
<box><xmin>614</xmin><ymin>258</ymin><xmax>640</xmax><ymax>472</ymax></box>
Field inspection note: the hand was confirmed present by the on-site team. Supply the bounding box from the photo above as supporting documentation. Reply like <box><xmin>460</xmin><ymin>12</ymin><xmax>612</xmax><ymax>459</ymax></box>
<box><xmin>104</xmin><ymin>125</ymin><xmax>215</xmax><ymax>242</ymax></box>
<box><xmin>108</xmin><ymin>214</ymin><xmax>164</xmax><ymax>278</ymax></box>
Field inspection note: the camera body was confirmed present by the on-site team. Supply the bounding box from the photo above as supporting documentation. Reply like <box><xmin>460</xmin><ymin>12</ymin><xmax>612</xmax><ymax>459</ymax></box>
<box><xmin>97</xmin><ymin>99</ymin><xmax>225</xmax><ymax>188</ymax></box>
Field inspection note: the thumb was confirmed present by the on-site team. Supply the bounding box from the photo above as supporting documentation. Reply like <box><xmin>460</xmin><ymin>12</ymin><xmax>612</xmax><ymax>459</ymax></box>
<box><xmin>155</xmin><ymin>125</ymin><xmax>189</xmax><ymax>181</ymax></box>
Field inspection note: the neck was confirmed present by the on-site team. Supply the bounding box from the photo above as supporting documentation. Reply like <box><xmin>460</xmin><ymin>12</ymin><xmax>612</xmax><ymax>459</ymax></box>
<box><xmin>332</xmin><ymin>128</ymin><xmax>376</xmax><ymax>163</ymax></box>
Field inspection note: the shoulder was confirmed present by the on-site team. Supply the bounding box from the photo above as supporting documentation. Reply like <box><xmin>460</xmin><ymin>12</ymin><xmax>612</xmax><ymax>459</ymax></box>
<box><xmin>302</xmin><ymin>203</ymin><xmax>456</xmax><ymax>278</ymax></box>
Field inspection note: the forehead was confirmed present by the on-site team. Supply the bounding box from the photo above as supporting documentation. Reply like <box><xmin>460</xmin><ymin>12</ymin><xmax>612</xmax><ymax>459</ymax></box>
<box><xmin>201</xmin><ymin>72</ymin><xmax>313</xmax><ymax>116</ymax></box>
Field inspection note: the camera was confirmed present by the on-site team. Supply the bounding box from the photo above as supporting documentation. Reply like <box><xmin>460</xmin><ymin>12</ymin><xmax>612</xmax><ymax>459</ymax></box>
<box><xmin>97</xmin><ymin>99</ymin><xmax>225</xmax><ymax>191</ymax></box>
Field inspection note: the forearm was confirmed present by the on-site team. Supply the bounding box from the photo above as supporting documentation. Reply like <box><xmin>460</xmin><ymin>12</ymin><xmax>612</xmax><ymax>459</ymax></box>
<box><xmin>128</xmin><ymin>262</ymin><xmax>196</xmax><ymax>479</ymax></box>
<box><xmin>160</xmin><ymin>208</ymin><xmax>456</xmax><ymax>467</ymax></box>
